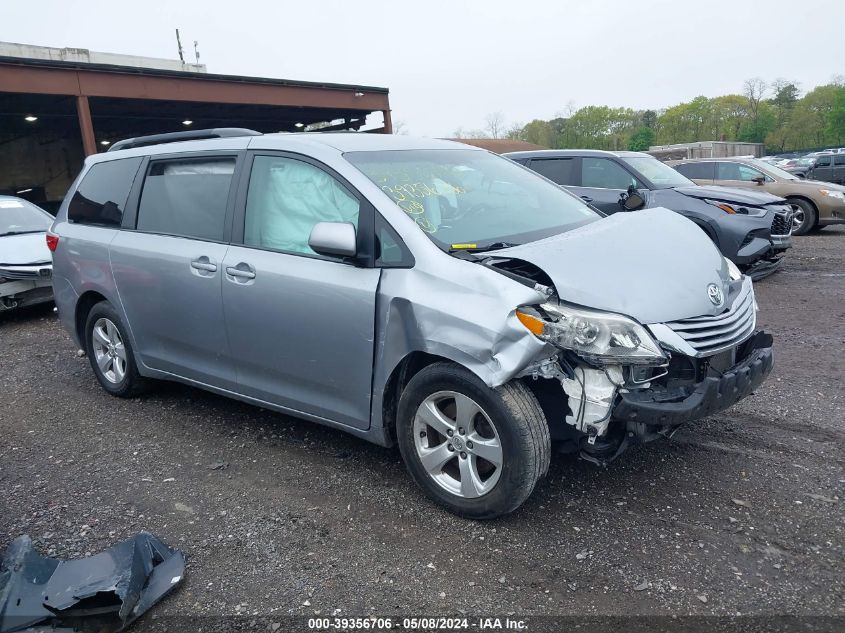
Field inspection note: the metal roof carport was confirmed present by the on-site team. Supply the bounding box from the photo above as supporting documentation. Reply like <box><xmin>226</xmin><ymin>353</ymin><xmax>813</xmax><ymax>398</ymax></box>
<box><xmin>0</xmin><ymin>56</ymin><xmax>391</xmax><ymax>210</ymax></box>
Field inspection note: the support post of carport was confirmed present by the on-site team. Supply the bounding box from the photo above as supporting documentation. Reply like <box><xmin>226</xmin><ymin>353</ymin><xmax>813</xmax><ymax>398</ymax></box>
<box><xmin>382</xmin><ymin>109</ymin><xmax>393</xmax><ymax>134</ymax></box>
<box><xmin>76</xmin><ymin>96</ymin><xmax>97</xmax><ymax>156</ymax></box>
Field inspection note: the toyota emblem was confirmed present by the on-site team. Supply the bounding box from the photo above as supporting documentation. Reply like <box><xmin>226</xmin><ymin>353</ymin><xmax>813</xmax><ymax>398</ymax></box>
<box><xmin>707</xmin><ymin>283</ymin><xmax>723</xmax><ymax>306</ymax></box>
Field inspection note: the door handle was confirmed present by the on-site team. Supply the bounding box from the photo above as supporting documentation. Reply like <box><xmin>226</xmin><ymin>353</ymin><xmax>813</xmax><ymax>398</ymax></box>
<box><xmin>580</xmin><ymin>195</ymin><xmax>593</xmax><ymax>203</ymax></box>
<box><xmin>226</xmin><ymin>266</ymin><xmax>256</xmax><ymax>280</ymax></box>
<box><xmin>190</xmin><ymin>258</ymin><xmax>217</xmax><ymax>272</ymax></box>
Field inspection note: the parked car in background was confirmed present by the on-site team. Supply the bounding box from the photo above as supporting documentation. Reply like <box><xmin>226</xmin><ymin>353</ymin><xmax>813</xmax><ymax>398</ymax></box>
<box><xmin>809</xmin><ymin>153</ymin><xmax>845</xmax><ymax>185</ymax></box>
<box><xmin>505</xmin><ymin>149</ymin><xmax>794</xmax><ymax>280</ymax></box>
<box><xmin>781</xmin><ymin>156</ymin><xmax>818</xmax><ymax>178</ymax></box>
<box><xmin>669</xmin><ymin>157</ymin><xmax>845</xmax><ymax>235</ymax></box>
<box><xmin>49</xmin><ymin>130</ymin><xmax>774</xmax><ymax>519</ymax></box>
<box><xmin>0</xmin><ymin>195</ymin><xmax>54</xmax><ymax>312</ymax></box>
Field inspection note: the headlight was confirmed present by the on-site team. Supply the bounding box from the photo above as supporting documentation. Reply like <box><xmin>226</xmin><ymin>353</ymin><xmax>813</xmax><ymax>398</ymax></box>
<box><xmin>516</xmin><ymin>303</ymin><xmax>666</xmax><ymax>365</ymax></box>
<box><xmin>705</xmin><ymin>199</ymin><xmax>766</xmax><ymax>217</ymax></box>
<box><xmin>725</xmin><ymin>257</ymin><xmax>742</xmax><ymax>281</ymax></box>
<box><xmin>820</xmin><ymin>189</ymin><xmax>845</xmax><ymax>201</ymax></box>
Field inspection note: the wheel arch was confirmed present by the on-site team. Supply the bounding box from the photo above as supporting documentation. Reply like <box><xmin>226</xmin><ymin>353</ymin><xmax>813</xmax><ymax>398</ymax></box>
<box><xmin>785</xmin><ymin>195</ymin><xmax>819</xmax><ymax>214</ymax></box>
<box><xmin>379</xmin><ymin>351</ymin><xmax>472</xmax><ymax>446</ymax></box>
<box><xmin>74</xmin><ymin>290</ymin><xmax>109</xmax><ymax>346</ymax></box>
<box><xmin>688</xmin><ymin>217</ymin><xmax>720</xmax><ymax>248</ymax></box>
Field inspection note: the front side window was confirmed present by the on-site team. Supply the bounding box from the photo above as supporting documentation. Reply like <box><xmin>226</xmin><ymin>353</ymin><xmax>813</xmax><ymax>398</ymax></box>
<box><xmin>0</xmin><ymin>198</ymin><xmax>52</xmax><ymax>236</ymax></box>
<box><xmin>243</xmin><ymin>156</ymin><xmax>360</xmax><ymax>256</ymax></box>
<box><xmin>68</xmin><ymin>157</ymin><xmax>143</xmax><ymax>226</ymax></box>
<box><xmin>137</xmin><ymin>157</ymin><xmax>236</xmax><ymax>241</ymax></box>
<box><xmin>345</xmin><ymin>149</ymin><xmax>597</xmax><ymax>250</ymax></box>
<box><xmin>581</xmin><ymin>158</ymin><xmax>639</xmax><ymax>190</ymax></box>
<box><xmin>815</xmin><ymin>156</ymin><xmax>832</xmax><ymax>167</ymax></box>
<box><xmin>529</xmin><ymin>158</ymin><xmax>577</xmax><ymax>185</ymax></box>
<box><xmin>716</xmin><ymin>162</ymin><xmax>765</xmax><ymax>182</ymax></box>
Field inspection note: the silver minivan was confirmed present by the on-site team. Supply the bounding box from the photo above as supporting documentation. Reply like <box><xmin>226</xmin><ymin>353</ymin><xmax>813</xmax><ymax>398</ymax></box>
<box><xmin>49</xmin><ymin>130</ymin><xmax>773</xmax><ymax>518</ymax></box>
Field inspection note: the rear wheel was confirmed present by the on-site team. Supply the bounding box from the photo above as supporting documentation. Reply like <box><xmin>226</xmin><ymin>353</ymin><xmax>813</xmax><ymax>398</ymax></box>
<box><xmin>84</xmin><ymin>301</ymin><xmax>147</xmax><ymax>397</ymax></box>
<box><xmin>397</xmin><ymin>363</ymin><xmax>550</xmax><ymax>519</ymax></box>
<box><xmin>788</xmin><ymin>198</ymin><xmax>817</xmax><ymax>235</ymax></box>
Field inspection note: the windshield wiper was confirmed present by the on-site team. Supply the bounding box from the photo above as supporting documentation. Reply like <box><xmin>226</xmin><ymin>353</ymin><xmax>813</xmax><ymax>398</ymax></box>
<box><xmin>448</xmin><ymin>241</ymin><xmax>520</xmax><ymax>253</ymax></box>
<box><xmin>0</xmin><ymin>230</ymin><xmax>45</xmax><ymax>237</ymax></box>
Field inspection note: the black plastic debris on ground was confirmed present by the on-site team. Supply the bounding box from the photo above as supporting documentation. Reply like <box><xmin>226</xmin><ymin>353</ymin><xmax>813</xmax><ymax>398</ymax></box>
<box><xmin>0</xmin><ymin>531</ymin><xmax>185</xmax><ymax>633</ymax></box>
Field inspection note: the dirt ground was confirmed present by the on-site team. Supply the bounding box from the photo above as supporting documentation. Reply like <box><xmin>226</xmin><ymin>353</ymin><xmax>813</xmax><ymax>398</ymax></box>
<box><xmin>1</xmin><ymin>228</ymin><xmax>843</xmax><ymax>630</ymax></box>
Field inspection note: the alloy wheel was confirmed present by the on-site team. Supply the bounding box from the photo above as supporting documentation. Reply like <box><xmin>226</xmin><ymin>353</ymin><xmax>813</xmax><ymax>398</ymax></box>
<box><xmin>91</xmin><ymin>317</ymin><xmax>127</xmax><ymax>384</ymax></box>
<box><xmin>413</xmin><ymin>391</ymin><xmax>503</xmax><ymax>498</ymax></box>
<box><xmin>791</xmin><ymin>207</ymin><xmax>805</xmax><ymax>232</ymax></box>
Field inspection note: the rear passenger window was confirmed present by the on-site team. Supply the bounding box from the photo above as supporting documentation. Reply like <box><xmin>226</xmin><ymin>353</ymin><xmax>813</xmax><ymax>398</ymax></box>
<box><xmin>68</xmin><ymin>157</ymin><xmax>143</xmax><ymax>226</ymax></box>
<box><xmin>675</xmin><ymin>162</ymin><xmax>714</xmax><ymax>180</ymax></box>
<box><xmin>137</xmin><ymin>157</ymin><xmax>236</xmax><ymax>241</ymax></box>
<box><xmin>834</xmin><ymin>155</ymin><xmax>845</xmax><ymax>165</ymax></box>
<box><xmin>243</xmin><ymin>156</ymin><xmax>359</xmax><ymax>256</ymax></box>
<box><xmin>529</xmin><ymin>158</ymin><xmax>577</xmax><ymax>185</ymax></box>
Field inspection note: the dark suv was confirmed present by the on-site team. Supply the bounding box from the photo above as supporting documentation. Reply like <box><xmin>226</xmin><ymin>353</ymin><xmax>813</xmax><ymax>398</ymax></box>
<box><xmin>808</xmin><ymin>153</ymin><xmax>845</xmax><ymax>185</ymax></box>
<box><xmin>505</xmin><ymin>150</ymin><xmax>794</xmax><ymax>280</ymax></box>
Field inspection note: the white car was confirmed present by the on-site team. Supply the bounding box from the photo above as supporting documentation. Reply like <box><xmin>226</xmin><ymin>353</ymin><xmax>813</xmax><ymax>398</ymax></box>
<box><xmin>0</xmin><ymin>196</ymin><xmax>54</xmax><ymax>311</ymax></box>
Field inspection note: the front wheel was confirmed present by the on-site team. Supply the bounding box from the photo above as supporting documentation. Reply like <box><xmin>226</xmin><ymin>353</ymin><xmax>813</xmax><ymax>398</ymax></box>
<box><xmin>397</xmin><ymin>363</ymin><xmax>550</xmax><ymax>519</ymax></box>
<box><xmin>788</xmin><ymin>199</ymin><xmax>817</xmax><ymax>235</ymax></box>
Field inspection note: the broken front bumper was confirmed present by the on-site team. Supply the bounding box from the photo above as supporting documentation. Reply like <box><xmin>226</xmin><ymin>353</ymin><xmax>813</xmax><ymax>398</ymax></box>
<box><xmin>611</xmin><ymin>332</ymin><xmax>773</xmax><ymax>427</ymax></box>
<box><xmin>0</xmin><ymin>266</ymin><xmax>54</xmax><ymax>310</ymax></box>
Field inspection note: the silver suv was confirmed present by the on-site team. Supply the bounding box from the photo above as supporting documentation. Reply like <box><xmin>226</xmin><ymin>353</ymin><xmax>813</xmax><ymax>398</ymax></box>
<box><xmin>50</xmin><ymin>130</ymin><xmax>774</xmax><ymax>519</ymax></box>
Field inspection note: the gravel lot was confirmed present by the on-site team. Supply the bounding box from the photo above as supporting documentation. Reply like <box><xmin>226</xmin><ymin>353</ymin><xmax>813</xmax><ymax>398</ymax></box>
<box><xmin>1</xmin><ymin>229</ymin><xmax>843</xmax><ymax>629</ymax></box>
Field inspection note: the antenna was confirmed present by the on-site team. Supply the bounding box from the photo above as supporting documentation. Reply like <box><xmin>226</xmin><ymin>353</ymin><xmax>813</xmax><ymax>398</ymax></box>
<box><xmin>193</xmin><ymin>40</ymin><xmax>201</xmax><ymax>65</ymax></box>
<box><xmin>175</xmin><ymin>29</ymin><xmax>185</xmax><ymax>63</ymax></box>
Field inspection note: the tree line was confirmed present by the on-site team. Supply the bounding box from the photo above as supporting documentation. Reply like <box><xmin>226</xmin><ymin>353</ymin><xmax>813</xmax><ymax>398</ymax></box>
<box><xmin>459</xmin><ymin>77</ymin><xmax>845</xmax><ymax>154</ymax></box>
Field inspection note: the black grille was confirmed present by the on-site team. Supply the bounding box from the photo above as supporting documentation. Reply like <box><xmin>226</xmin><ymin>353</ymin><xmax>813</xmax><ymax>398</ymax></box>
<box><xmin>771</xmin><ymin>213</ymin><xmax>791</xmax><ymax>236</ymax></box>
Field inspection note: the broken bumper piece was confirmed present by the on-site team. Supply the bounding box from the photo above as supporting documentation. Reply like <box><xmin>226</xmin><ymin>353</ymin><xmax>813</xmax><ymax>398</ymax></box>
<box><xmin>0</xmin><ymin>531</ymin><xmax>185</xmax><ymax>633</ymax></box>
<box><xmin>612</xmin><ymin>332</ymin><xmax>773</xmax><ymax>428</ymax></box>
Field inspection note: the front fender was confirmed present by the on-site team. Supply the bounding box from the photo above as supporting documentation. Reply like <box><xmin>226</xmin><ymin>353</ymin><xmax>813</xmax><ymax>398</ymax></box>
<box><xmin>369</xmin><ymin>261</ymin><xmax>552</xmax><ymax>436</ymax></box>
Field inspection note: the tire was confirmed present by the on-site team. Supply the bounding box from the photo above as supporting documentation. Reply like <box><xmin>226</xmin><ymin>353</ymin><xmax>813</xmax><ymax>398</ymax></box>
<box><xmin>84</xmin><ymin>301</ymin><xmax>147</xmax><ymax>397</ymax></box>
<box><xmin>788</xmin><ymin>198</ymin><xmax>817</xmax><ymax>235</ymax></box>
<box><xmin>396</xmin><ymin>362</ymin><xmax>550</xmax><ymax>519</ymax></box>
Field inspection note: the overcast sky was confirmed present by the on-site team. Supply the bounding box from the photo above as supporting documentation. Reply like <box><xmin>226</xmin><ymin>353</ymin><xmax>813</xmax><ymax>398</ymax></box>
<box><xmin>2</xmin><ymin>0</ymin><xmax>844</xmax><ymax>136</ymax></box>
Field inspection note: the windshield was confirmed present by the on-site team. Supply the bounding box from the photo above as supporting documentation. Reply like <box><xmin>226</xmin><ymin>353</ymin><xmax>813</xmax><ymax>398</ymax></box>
<box><xmin>345</xmin><ymin>149</ymin><xmax>599</xmax><ymax>250</ymax></box>
<box><xmin>751</xmin><ymin>159</ymin><xmax>799</xmax><ymax>181</ymax></box>
<box><xmin>0</xmin><ymin>198</ymin><xmax>52</xmax><ymax>236</ymax></box>
<box><xmin>620</xmin><ymin>156</ymin><xmax>694</xmax><ymax>189</ymax></box>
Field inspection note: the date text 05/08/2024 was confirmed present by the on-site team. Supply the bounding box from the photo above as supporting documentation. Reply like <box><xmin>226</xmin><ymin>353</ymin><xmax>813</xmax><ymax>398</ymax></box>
<box><xmin>307</xmin><ymin>617</ymin><xmax>528</xmax><ymax>630</ymax></box>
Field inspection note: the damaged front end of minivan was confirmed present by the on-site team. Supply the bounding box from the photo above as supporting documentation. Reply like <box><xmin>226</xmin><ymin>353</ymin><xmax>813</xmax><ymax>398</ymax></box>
<box><xmin>488</xmin><ymin>209</ymin><xmax>775</xmax><ymax>466</ymax></box>
<box><xmin>512</xmin><ymin>287</ymin><xmax>773</xmax><ymax>465</ymax></box>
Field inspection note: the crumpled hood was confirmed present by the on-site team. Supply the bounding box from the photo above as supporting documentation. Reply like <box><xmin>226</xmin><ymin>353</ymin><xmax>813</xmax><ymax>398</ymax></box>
<box><xmin>494</xmin><ymin>208</ymin><xmax>730</xmax><ymax>324</ymax></box>
<box><xmin>0</xmin><ymin>232</ymin><xmax>51</xmax><ymax>266</ymax></box>
<box><xmin>673</xmin><ymin>184</ymin><xmax>786</xmax><ymax>206</ymax></box>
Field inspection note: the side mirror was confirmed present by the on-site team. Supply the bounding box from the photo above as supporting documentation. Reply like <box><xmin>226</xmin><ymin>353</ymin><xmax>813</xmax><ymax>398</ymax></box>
<box><xmin>308</xmin><ymin>221</ymin><xmax>357</xmax><ymax>258</ymax></box>
<box><xmin>752</xmin><ymin>176</ymin><xmax>765</xmax><ymax>185</ymax></box>
<box><xmin>619</xmin><ymin>185</ymin><xmax>646</xmax><ymax>211</ymax></box>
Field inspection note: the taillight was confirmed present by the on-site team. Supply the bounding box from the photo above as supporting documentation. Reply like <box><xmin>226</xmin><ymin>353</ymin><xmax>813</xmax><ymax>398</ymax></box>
<box><xmin>46</xmin><ymin>233</ymin><xmax>59</xmax><ymax>252</ymax></box>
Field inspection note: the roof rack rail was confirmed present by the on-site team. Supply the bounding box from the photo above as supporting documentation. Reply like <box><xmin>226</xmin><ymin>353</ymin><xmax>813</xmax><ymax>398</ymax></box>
<box><xmin>107</xmin><ymin>128</ymin><xmax>262</xmax><ymax>152</ymax></box>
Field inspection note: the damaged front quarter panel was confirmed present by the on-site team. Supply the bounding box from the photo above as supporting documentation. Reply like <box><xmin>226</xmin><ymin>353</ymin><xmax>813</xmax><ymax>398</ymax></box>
<box><xmin>371</xmin><ymin>255</ymin><xmax>556</xmax><ymax>437</ymax></box>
